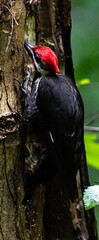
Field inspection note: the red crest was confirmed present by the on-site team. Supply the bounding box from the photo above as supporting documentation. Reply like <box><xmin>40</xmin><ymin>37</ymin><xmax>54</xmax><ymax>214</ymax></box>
<box><xmin>33</xmin><ymin>45</ymin><xmax>60</xmax><ymax>74</ymax></box>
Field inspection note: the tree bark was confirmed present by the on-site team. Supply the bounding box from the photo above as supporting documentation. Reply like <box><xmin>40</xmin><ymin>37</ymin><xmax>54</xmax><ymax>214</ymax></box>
<box><xmin>0</xmin><ymin>1</ymin><xmax>27</xmax><ymax>239</ymax></box>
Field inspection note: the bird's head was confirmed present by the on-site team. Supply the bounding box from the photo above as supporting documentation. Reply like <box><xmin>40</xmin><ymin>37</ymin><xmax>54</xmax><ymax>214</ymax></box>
<box><xmin>24</xmin><ymin>41</ymin><xmax>60</xmax><ymax>75</ymax></box>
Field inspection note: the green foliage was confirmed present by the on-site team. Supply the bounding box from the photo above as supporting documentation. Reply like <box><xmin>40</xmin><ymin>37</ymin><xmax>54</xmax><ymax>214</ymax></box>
<box><xmin>72</xmin><ymin>0</ymin><xmax>99</xmax><ymax>83</ymax></box>
<box><xmin>83</xmin><ymin>185</ymin><xmax>99</xmax><ymax>210</ymax></box>
<box><xmin>84</xmin><ymin>133</ymin><xmax>99</xmax><ymax>169</ymax></box>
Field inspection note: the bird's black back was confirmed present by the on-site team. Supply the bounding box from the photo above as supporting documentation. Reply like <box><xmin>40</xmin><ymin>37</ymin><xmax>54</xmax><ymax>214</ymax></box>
<box><xmin>36</xmin><ymin>74</ymin><xmax>84</xmax><ymax>199</ymax></box>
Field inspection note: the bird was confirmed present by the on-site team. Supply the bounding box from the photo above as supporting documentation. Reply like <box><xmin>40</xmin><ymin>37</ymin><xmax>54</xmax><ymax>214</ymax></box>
<box><xmin>22</xmin><ymin>41</ymin><xmax>84</xmax><ymax>205</ymax></box>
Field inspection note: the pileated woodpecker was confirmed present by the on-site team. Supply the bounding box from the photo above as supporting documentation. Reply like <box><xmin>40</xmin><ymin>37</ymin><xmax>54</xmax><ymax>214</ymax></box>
<box><xmin>23</xmin><ymin>41</ymin><xmax>84</xmax><ymax>205</ymax></box>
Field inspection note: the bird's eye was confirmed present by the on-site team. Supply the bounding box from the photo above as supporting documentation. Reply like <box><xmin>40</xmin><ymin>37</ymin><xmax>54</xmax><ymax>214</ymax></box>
<box><xmin>33</xmin><ymin>50</ymin><xmax>49</xmax><ymax>71</ymax></box>
<box><xmin>33</xmin><ymin>51</ymin><xmax>42</xmax><ymax>64</ymax></box>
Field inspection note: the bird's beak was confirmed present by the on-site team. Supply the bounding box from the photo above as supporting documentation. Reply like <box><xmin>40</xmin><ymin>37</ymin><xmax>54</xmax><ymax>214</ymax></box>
<box><xmin>24</xmin><ymin>41</ymin><xmax>35</xmax><ymax>57</ymax></box>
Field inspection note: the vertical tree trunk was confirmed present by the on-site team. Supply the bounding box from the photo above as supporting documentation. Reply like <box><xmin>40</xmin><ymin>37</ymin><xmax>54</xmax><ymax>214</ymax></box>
<box><xmin>0</xmin><ymin>1</ymin><xmax>27</xmax><ymax>239</ymax></box>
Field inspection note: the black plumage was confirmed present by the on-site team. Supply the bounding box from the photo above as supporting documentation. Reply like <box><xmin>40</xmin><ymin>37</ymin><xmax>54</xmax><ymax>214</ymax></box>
<box><xmin>23</xmin><ymin>73</ymin><xmax>84</xmax><ymax>204</ymax></box>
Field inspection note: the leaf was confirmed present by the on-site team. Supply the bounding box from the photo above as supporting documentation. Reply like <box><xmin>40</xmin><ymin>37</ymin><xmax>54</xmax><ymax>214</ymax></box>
<box><xmin>83</xmin><ymin>185</ymin><xmax>99</xmax><ymax>210</ymax></box>
<box><xmin>84</xmin><ymin>133</ymin><xmax>99</xmax><ymax>170</ymax></box>
<box><xmin>79</xmin><ymin>78</ymin><xmax>90</xmax><ymax>86</ymax></box>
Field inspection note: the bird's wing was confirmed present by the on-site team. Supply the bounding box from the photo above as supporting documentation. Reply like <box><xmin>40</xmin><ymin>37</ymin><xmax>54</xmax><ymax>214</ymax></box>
<box><xmin>37</xmin><ymin>74</ymin><xmax>84</xmax><ymax>139</ymax></box>
<box><xmin>37</xmin><ymin>74</ymin><xmax>84</xmax><ymax>176</ymax></box>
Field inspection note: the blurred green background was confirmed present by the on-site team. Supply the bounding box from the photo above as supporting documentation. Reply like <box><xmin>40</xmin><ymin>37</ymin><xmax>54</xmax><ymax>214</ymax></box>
<box><xmin>71</xmin><ymin>0</ymin><xmax>99</xmax><ymax>237</ymax></box>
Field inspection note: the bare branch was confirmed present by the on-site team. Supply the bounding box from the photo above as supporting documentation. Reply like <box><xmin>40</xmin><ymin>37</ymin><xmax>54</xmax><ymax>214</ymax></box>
<box><xmin>2</xmin><ymin>4</ymin><xmax>18</xmax><ymax>52</ymax></box>
<box><xmin>84</xmin><ymin>126</ymin><xmax>99</xmax><ymax>132</ymax></box>
<box><xmin>3</xmin><ymin>4</ymin><xmax>18</xmax><ymax>25</ymax></box>
<box><xmin>6</xmin><ymin>17</ymin><xmax>14</xmax><ymax>52</ymax></box>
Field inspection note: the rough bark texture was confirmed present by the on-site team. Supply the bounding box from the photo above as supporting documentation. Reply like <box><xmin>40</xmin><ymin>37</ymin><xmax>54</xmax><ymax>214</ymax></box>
<box><xmin>0</xmin><ymin>1</ymin><xmax>27</xmax><ymax>239</ymax></box>
<box><xmin>35</xmin><ymin>0</ymin><xmax>74</xmax><ymax>80</ymax></box>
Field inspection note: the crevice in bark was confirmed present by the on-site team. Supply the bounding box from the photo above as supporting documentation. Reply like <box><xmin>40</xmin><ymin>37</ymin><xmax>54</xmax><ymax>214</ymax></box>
<box><xmin>3</xmin><ymin>138</ymin><xmax>16</xmax><ymax>205</ymax></box>
<box><xmin>0</xmin><ymin>112</ymin><xmax>21</xmax><ymax>135</ymax></box>
<box><xmin>56</xmin><ymin>0</ymin><xmax>75</xmax><ymax>81</ymax></box>
<box><xmin>0</xmin><ymin>225</ymin><xmax>5</xmax><ymax>240</ymax></box>
<box><xmin>61</xmin><ymin>25</ymin><xmax>75</xmax><ymax>81</ymax></box>
<box><xmin>0</xmin><ymin>148</ymin><xmax>4</xmax><ymax>240</ymax></box>
<box><xmin>15</xmin><ymin>207</ymin><xmax>21</xmax><ymax>240</ymax></box>
<box><xmin>2</xmin><ymin>72</ymin><xmax>13</xmax><ymax>112</ymax></box>
<box><xmin>0</xmin><ymin>192</ymin><xmax>5</xmax><ymax>240</ymax></box>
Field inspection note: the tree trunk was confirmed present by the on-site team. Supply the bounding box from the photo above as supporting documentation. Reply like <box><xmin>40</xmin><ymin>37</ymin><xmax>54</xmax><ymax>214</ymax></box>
<box><xmin>0</xmin><ymin>0</ymin><xmax>98</xmax><ymax>240</ymax></box>
<box><xmin>0</xmin><ymin>1</ymin><xmax>27</xmax><ymax>239</ymax></box>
